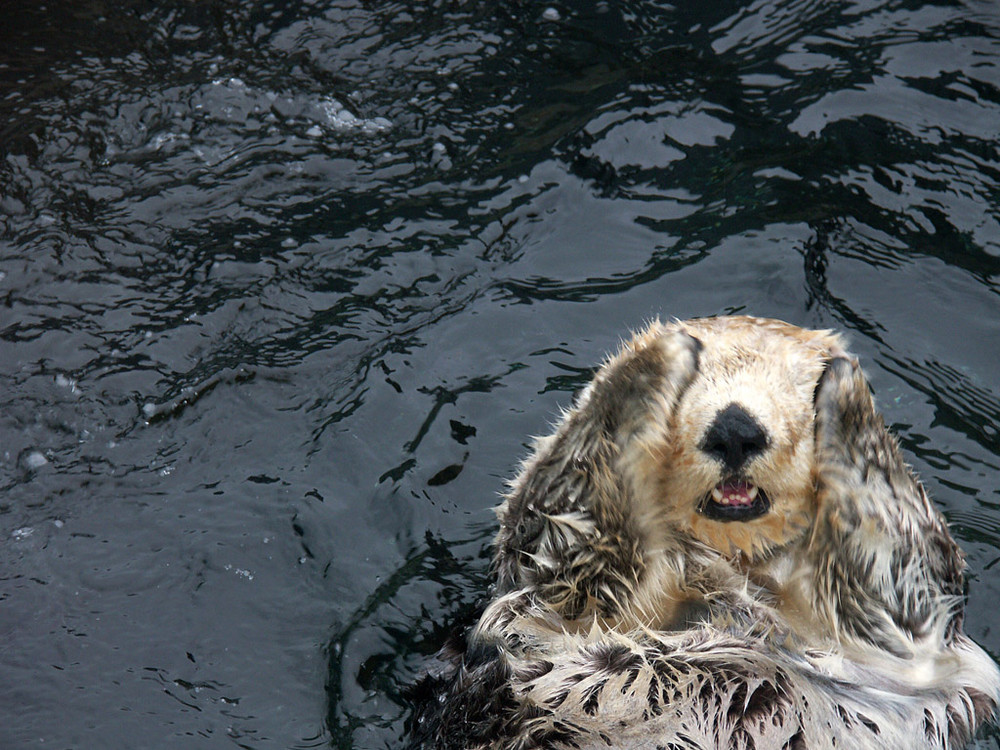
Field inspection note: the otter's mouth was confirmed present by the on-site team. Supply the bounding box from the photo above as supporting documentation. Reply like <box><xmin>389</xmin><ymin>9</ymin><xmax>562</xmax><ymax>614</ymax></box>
<box><xmin>699</xmin><ymin>480</ymin><xmax>770</xmax><ymax>522</ymax></box>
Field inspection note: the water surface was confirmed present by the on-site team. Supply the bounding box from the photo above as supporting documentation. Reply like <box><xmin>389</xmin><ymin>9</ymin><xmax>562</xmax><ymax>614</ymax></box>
<box><xmin>2</xmin><ymin>0</ymin><xmax>1000</xmax><ymax>748</ymax></box>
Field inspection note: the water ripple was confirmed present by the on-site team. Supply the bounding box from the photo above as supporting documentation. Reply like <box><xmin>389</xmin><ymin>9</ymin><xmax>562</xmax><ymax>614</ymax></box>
<box><xmin>3</xmin><ymin>0</ymin><xmax>1000</xmax><ymax>748</ymax></box>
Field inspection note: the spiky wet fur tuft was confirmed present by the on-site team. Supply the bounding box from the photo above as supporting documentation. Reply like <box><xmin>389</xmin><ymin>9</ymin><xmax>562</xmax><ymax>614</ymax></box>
<box><xmin>410</xmin><ymin>316</ymin><xmax>1000</xmax><ymax>750</ymax></box>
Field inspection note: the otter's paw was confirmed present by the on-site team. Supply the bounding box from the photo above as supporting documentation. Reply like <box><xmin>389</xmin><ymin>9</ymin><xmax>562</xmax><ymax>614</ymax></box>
<box><xmin>812</xmin><ymin>354</ymin><xmax>964</xmax><ymax>650</ymax></box>
<box><xmin>493</xmin><ymin>325</ymin><xmax>700</xmax><ymax>620</ymax></box>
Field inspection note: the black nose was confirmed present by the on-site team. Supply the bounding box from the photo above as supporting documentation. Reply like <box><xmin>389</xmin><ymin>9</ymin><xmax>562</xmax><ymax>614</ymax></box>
<box><xmin>701</xmin><ymin>403</ymin><xmax>769</xmax><ymax>472</ymax></box>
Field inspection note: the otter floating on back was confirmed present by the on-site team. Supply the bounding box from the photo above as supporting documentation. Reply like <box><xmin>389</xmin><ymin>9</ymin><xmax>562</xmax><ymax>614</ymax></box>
<box><xmin>410</xmin><ymin>316</ymin><xmax>1000</xmax><ymax>750</ymax></box>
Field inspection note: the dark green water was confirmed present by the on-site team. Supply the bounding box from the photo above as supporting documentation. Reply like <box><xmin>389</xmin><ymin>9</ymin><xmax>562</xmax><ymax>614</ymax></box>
<box><xmin>2</xmin><ymin>0</ymin><xmax>1000</xmax><ymax>747</ymax></box>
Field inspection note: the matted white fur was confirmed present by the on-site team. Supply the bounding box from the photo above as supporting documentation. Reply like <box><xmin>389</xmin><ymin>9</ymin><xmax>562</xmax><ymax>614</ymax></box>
<box><xmin>411</xmin><ymin>316</ymin><xmax>1000</xmax><ymax>750</ymax></box>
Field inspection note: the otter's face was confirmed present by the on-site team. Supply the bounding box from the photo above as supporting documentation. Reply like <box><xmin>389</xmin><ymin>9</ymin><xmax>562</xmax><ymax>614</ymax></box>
<box><xmin>633</xmin><ymin>318</ymin><xmax>841</xmax><ymax>561</ymax></box>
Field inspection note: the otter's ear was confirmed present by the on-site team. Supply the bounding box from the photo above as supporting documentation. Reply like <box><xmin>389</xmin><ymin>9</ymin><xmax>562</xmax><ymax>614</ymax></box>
<box><xmin>811</xmin><ymin>355</ymin><xmax>964</xmax><ymax>652</ymax></box>
<box><xmin>492</xmin><ymin>326</ymin><xmax>700</xmax><ymax>619</ymax></box>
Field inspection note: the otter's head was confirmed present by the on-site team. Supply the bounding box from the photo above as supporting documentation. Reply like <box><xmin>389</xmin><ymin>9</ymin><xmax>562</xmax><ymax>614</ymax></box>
<box><xmin>630</xmin><ymin>317</ymin><xmax>843</xmax><ymax>562</ymax></box>
<box><xmin>494</xmin><ymin>316</ymin><xmax>846</xmax><ymax>621</ymax></box>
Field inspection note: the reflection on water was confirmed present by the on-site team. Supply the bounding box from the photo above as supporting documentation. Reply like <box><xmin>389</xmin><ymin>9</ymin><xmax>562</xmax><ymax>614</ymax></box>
<box><xmin>2</xmin><ymin>0</ymin><xmax>1000</xmax><ymax>747</ymax></box>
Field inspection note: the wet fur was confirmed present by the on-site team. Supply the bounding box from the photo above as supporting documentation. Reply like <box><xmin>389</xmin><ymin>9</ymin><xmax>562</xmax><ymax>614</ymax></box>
<box><xmin>410</xmin><ymin>316</ymin><xmax>1000</xmax><ymax>750</ymax></box>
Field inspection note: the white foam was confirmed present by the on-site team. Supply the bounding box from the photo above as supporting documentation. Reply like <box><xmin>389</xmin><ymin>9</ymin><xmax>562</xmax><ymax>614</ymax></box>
<box><xmin>317</xmin><ymin>97</ymin><xmax>391</xmax><ymax>134</ymax></box>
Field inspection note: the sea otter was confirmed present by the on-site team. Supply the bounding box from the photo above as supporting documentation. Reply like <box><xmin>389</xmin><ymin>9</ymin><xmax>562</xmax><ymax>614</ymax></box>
<box><xmin>409</xmin><ymin>316</ymin><xmax>1000</xmax><ymax>750</ymax></box>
